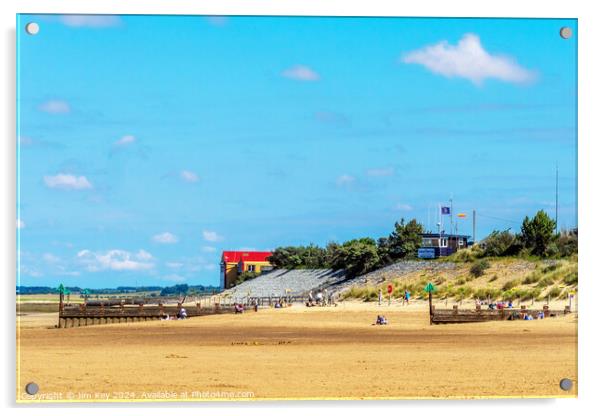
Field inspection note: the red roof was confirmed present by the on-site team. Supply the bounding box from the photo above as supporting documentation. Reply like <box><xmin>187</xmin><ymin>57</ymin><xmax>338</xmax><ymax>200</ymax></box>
<box><xmin>221</xmin><ymin>251</ymin><xmax>272</xmax><ymax>263</ymax></box>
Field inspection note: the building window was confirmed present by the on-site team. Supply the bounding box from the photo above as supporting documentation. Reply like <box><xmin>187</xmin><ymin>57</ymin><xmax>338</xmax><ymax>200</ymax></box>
<box><xmin>440</xmin><ymin>238</ymin><xmax>448</xmax><ymax>248</ymax></box>
<box><xmin>247</xmin><ymin>264</ymin><xmax>256</xmax><ymax>272</ymax></box>
<box><xmin>458</xmin><ymin>239</ymin><xmax>464</xmax><ymax>246</ymax></box>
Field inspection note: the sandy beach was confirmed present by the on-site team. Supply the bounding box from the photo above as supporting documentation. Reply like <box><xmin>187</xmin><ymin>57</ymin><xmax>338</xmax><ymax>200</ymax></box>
<box><xmin>16</xmin><ymin>301</ymin><xmax>577</xmax><ymax>402</ymax></box>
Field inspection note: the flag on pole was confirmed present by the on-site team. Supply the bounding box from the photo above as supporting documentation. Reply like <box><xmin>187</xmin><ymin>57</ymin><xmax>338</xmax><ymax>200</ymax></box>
<box><xmin>441</xmin><ymin>206</ymin><xmax>451</xmax><ymax>215</ymax></box>
<box><xmin>457</xmin><ymin>213</ymin><xmax>467</xmax><ymax>218</ymax></box>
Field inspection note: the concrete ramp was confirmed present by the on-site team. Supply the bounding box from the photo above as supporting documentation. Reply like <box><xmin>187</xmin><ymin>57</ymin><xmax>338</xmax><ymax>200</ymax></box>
<box><xmin>223</xmin><ymin>269</ymin><xmax>346</xmax><ymax>297</ymax></box>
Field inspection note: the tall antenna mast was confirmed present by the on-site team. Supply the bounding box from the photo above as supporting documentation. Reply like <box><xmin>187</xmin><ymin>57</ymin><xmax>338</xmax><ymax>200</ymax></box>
<box><xmin>555</xmin><ymin>163</ymin><xmax>559</xmax><ymax>234</ymax></box>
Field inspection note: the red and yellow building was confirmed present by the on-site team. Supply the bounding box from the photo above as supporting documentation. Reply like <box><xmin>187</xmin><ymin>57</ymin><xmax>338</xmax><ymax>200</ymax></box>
<box><xmin>220</xmin><ymin>251</ymin><xmax>273</xmax><ymax>289</ymax></box>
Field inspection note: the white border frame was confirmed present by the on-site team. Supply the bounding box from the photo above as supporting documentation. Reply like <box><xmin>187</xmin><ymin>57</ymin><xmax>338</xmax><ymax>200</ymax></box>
<box><xmin>2</xmin><ymin>1</ymin><xmax>600</xmax><ymax>415</ymax></box>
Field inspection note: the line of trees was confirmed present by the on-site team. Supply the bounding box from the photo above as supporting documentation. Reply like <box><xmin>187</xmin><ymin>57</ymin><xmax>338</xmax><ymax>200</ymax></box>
<box><xmin>479</xmin><ymin>210</ymin><xmax>577</xmax><ymax>258</ymax></box>
<box><xmin>268</xmin><ymin>218</ymin><xmax>424</xmax><ymax>278</ymax></box>
<box><xmin>268</xmin><ymin>210</ymin><xmax>577</xmax><ymax>280</ymax></box>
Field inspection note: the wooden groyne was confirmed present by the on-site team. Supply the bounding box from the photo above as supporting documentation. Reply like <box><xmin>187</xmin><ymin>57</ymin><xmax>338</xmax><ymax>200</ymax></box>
<box><xmin>430</xmin><ymin>304</ymin><xmax>571</xmax><ymax>324</ymax></box>
<box><xmin>56</xmin><ymin>294</ymin><xmax>309</xmax><ymax>328</ymax></box>
<box><xmin>58</xmin><ymin>300</ymin><xmax>230</xmax><ymax>328</ymax></box>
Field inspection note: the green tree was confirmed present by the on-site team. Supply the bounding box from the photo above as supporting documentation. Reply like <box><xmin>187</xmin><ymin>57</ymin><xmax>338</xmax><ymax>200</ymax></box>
<box><xmin>236</xmin><ymin>271</ymin><xmax>260</xmax><ymax>285</ymax></box>
<box><xmin>520</xmin><ymin>210</ymin><xmax>556</xmax><ymax>256</ymax></box>
<box><xmin>376</xmin><ymin>237</ymin><xmax>393</xmax><ymax>265</ymax></box>
<box><xmin>160</xmin><ymin>284</ymin><xmax>189</xmax><ymax>297</ymax></box>
<box><xmin>387</xmin><ymin>218</ymin><xmax>424</xmax><ymax>261</ymax></box>
<box><xmin>556</xmin><ymin>229</ymin><xmax>578</xmax><ymax>257</ymax></box>
<box><xmin>268</xmin><ymin>247</ymin><xmax>304</xmax><ymax>269</ymax></box>
<box><xmin>336</xmin><ymin>238</ymin><xmax>381</xmax><ymax>277</ymax></box>
<box><xmin>324</xmin><ymin>242</ymin><xmax>342</xmax><ymax>269</ymax></box>
<box><xmin>300</xmin><ymin>244</ymin><xmax>327</xmax><ymax>268</ymax></box>
<box><xmin>481</xmin><ymin>229</ymin><xmax>522</xmax><ymax>257</ymax></box>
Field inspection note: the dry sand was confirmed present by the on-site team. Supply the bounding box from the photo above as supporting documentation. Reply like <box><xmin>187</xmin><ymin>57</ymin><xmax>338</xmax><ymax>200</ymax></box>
<box><xmin>16</xmin><ymin>301</ymin><xmax>577</xmax><ymax>402</ymax></box>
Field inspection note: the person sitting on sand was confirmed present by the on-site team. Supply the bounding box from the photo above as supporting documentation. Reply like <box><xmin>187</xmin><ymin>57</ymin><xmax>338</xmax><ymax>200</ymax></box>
<box><xmin>234</xmin><ymin>303</ymin><xmax>244</xmax><ymax>314</ymax></box>
<box><xmin>316</xmin><ymin>291</ymin><xmax>323</xmax><ymax>306</ymax></box>
<box><xmin>178</xmin><ymin>307</ymin><xmax>187</xmax><ymax>319</ymax></box>
<box><xmin>375</xmin><ymin>315</ymin><xmax>388</xmax><ymax>325</ymax></box>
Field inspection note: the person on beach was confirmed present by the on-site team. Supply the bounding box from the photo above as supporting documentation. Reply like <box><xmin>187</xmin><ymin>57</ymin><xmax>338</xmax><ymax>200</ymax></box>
<box><xmin>316</xmin><ymin>291</ymin><xmax>323</xmax><ymax>306</ymax></box>
<box><xmin>404</xmin><ymin>290</ymin><xmax>411</xmax><ymax>305</ymax></box>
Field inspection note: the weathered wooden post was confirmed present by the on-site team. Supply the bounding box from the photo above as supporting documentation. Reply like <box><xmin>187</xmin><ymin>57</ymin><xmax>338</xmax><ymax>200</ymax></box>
<box><xmin>57</xmin><ymin>283</ymin><xmax>66</xmax><ymax>328</ymax></box>
<box><xmin>424</xmin><ymin>282</ymin><xmax>436</xmax><ymax>325</ymax></box>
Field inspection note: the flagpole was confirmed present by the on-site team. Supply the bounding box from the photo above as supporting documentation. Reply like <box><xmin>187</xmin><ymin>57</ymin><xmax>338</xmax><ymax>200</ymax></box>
<box><xmin>438</xmin><ymin>203</ymin><xmax>441</xmax><ymax>235</ymax></box>
<box><xmin>449</xmin><ymin>197</ymin><xmax>453</xmax><ymax>237</ymax></box>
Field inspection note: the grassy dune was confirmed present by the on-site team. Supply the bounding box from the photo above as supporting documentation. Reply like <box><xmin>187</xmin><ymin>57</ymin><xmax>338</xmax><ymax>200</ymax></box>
<box><xmin>340</xmin><ymin>254</ymin><xmax>577</xmax><ymax>303</ymax></box>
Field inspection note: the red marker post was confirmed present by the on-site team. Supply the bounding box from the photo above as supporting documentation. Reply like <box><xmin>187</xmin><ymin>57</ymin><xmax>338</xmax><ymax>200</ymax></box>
<box><xmin>387</xmin><ymin>284</ymin><xmax>393</xmax><ymax>306</ymax></box>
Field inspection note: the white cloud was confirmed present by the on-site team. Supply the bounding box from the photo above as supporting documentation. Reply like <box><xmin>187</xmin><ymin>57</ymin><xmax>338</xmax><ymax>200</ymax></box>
<box><xmin>42</xmin><ymin>253</ymin><xmax>61</xmax><ymax>263</ymax></box>
<box><xmin>59</xmin><ymin>15</ymin><xmax>122</xmax><ymax>28</ymax></box>
<box><xmin>166</xmin><ymin>262</ymin><xmax>184</xmax><ymax>269</ymax></box>
<box><xmin>152</xmin><ymin>232</ymin><xmax>178</xmax><ymax>244</ymax></box>
<box><xmin>282</xmin><ymin>65</ymin><xmax>320</xmax><ymax>82</ymax></box>
<box><xmin>201</xmin><ymin>246</ymin><xmax>217</xmax><ymax>253</ymax></box>
<box><xmin>44</xmin><ymin>174</ymin><xmax>93</xmax><ymax>190</ymax></box>
<box><xmin>336</xmin><ymin>174</ymin><xmax>356</xmax><ymax>187</ymax></box>
<box><xmin>402</xmin><ymin>33</ymin><xmax>536</xmax><ymax>86</ymax></box>
<box><xmin>367</xmin><ymin>167</ymin><xmax>394</xmax><ymax>177</ymax></box>
<box><xmin>20</xmin><ymin>265</ymin><xmax>42</xmax><ymax>277</ymax></box>
<box><xmin>77</xmin><ymin>249</ymin><xmax>155</xmax><ymax>272</ymax></box>
<box><xmin>394</xmin><ymin>203</ymin><xmax>413</xmax><ymax>211</ymax></box>
<box><xmin>162</xmin><ymin>274</ymin><xmax>186</xmax><ymax>283</ymax></box>
<box><xmin>39</xmin><ymin>100</ymin><xmax>70</xmax><ymax>114</ymax></box>
<box><xmin>180</xmin><ymin>170</ymin><xmax>200</xmax><ymax>183</ymax></box>
<box><xmin>17</xmin><ymin>219</ymin><xmax>25</xmax><ymax>229</ymax></box>
<box><xmin>203</xmin><ymin>230</ymin><xmax>223</xmax><ymax>242</ymax></box>
<box><xmin>114</xmin><ymin>135</ymin><xmax>136</xmax><ymax>146</ymax></box>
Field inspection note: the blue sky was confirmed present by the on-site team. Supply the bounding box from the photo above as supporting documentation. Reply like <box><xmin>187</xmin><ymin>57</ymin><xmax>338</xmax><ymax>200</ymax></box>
<box><xmin>16</xmin><ymin>15</ymin><xmax>577</xmax><ymax>288</ymax></box>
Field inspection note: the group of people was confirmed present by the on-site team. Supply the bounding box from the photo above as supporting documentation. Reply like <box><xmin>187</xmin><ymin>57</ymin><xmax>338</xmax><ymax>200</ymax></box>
<box><xmin>474</xmin><ymin>298</ymin><xmax>516</xmax><ymax>310</ymax></box>
<box><xmin>161</xmin><ymin>307</ymin><xmax>188</xmax><ymax>320</ymax></box>
<box><xmin>508</xmin><ymin>310</ymin><xmax>546</xmax><ymax>321</ymax></box>
<box><xmin>377</xmin><ymin>289</ymin><xmax>411</xmax><ymax>305</ymax></box>
<box><xmin>307</xmin><ymin>289</ymin><xmax>336</xmax><ymax>307</ymax></box>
